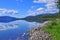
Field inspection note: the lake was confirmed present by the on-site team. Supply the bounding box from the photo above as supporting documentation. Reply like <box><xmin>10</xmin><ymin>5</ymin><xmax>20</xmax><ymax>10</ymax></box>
<box><xmin>0</xmin><ymin>19</ymin><xmax>43</xmax><ymax>40</ymax></box>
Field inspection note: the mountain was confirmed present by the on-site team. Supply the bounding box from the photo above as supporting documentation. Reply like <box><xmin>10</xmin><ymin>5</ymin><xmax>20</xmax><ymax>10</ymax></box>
<box><xmin>21</xmin><ymin>13</ymin><xmax>58</xmax><ymax>22</ymax></box>
<box><xmin>0</xmin><ymin>13</ymin><xmax>58</xmax><ymax>23</ymax></box>
<box><xmin>0</xmin><ymin>16</ymin><xmax>22</xmax><ymax>23</ymax></box>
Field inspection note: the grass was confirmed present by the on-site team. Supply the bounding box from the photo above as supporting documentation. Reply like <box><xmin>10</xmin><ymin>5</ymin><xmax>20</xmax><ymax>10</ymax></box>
<box><xmin>44</xmin><ymin>19</ymin><xmax>60</xmax><ymax>40</ymax></box>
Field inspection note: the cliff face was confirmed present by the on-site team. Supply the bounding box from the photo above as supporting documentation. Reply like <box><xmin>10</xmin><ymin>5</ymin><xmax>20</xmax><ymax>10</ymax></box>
<box><xmin>29</xmin><ymin>21</ymin><xmax>52</xmax><ymax>40</ymax></box>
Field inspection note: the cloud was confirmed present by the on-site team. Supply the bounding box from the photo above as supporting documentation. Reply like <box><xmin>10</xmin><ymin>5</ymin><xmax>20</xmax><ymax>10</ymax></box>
<box><xmin>27</xmin><ymin>10</ymin><xmax>36</xmax><ymax>16</ymax></box>
<box><xmin>46</xmin><ymin>3</ymin><xmax>57</xmax><ymax>8</ymax></box>
<box><xmin>36</xmin><ymin>7</ymin><xmax>46</xmax><ymax>14</ymax></box>
<box><xmin>45</xmin><ymin>8</ymin><xmax>59</xmax><ymax>13</ymax></box>
<box><xmin>45</xmin><ymin>2</ymin><xmax>59</xmax><ymax>13</ymax></box>
<box><xmin>36</xmin><ymin>3</ymin><xmax>59</xmax><ymax>13</ymax></box>
<box><xmin>33</xmin><ymin>0</ymin><xmax>57</xmax><ymax>3</ymax></box>
<box><xmin>36</xmin><ymin>8</ymin><xmax>44</xmax><ymax>11</ymax></box>
<box><xmin>27</xmin><ymin>7</ymin><xmax>45</xmax><ymax>16</ymax></box>
<box><xmin>27</xmin><ymin>6</ymin><xmax>58</xmax><ymax>16</ymax></box>
<box><xmin>27</xmin><ymin>0</ymin><xmax>59</xmax><ymax>16</ymax></box>
<box><xmin>0</xmin><ymin>8</ymin><xmax>18</xmax><ymax>14</ymax></box>
<box><xmin>36</xmin><ymin>8</ymin><xmax>45</xmax><ymax>13</ymax></box>
<box><xmin>33</xmin><ymin>0</ymin><xmax>47</xmax><ymax>3</ymax></box>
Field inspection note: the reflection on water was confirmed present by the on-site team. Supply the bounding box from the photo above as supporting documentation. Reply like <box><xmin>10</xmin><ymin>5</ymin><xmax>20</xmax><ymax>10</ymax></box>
<box><xmin>0</xmin><ymin>23</ymin><xmax>18</xmax><ymax>30</ymax></box>
<box><xmin>0</xmin><ymin>20</ymin><xmax>42</xmax><ymax>40</ymax></box>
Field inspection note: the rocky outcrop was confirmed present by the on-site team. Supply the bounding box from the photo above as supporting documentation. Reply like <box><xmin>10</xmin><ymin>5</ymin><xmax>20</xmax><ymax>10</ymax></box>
<box><xmin>29</xmin><ymin>21</ymin><xmax>52</xmax><ymax>40</ymax></box>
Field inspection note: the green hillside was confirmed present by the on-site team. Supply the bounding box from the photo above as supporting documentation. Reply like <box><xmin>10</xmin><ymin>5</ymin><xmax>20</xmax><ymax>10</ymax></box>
<box><xmin>44</xmin><ymin>0</ymin><xmax>60</xmax><ymax>40</ymax></box>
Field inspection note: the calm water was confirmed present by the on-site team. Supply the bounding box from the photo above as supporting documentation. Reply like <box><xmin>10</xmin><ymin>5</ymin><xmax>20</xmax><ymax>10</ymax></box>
<box><xmin>0</xmin><ymin>20</ymin><xmax>42</xmax><ymax>40</ymax></box>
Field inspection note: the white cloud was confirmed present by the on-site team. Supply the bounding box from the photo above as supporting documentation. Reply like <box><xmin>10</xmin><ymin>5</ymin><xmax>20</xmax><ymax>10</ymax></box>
<box><xmin>27</xmin><ymin>10</ymin><xmax>37</xmax><ymax>16</ymax></box>
<box><xmin>23</xmin><ymin>0</ymin><xmax>58</xmax><ymax>16</ymax></box>
<box><xmin>45</xmin><ymin>2</ymin><xmax>59</xmax><ymax>13</ymax></box>
<box><xmin>33</xmin><ymin>0</ymin><xmax>47</xmax><ymax>3</ymax></box>
<box><xmin>27</xmin><ymin>7</ymin><xmax>59</xmax><ymax>16</ymax></box>
<box><xmin>0</xmin><ymin>8</ymin><xmax>18</xmax><ymax>14</ymax></box>
<box><xmin>31</xmin><ymin>0</ymin><xmax>59</xmax><ymax>15</ymax></box>
<box><xmin>46</xmin><ymin>3</ymin><xmax>57</xmax><ymax>9</ymax></box>
<box><xmin>33</xmin><ymin>0</ymin><xmax>56</xmax><ymax>3</ymax></box>
<box><xmin>45</xmin><ymin>8</ymin><xmax>59</xmax><ymax>13</ymax></box>
<box><xmin>36</xmin><ymin>8</ymin><xmax>46</xmax><ymax>14</ymax></box>
<box><xmin>36</xmin><ymin>8</ymin><xmax>44</xmax><ymax>11</ymax></box>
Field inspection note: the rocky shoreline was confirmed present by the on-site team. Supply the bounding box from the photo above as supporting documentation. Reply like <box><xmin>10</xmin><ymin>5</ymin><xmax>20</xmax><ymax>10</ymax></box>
<box><xmin>29</xmin><ymin>21</ymin><xmax>52</xmax><ymax>40</ymax></box>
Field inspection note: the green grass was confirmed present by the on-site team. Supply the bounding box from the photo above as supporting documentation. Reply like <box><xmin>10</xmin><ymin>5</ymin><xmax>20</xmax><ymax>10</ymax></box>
<box><xmin>44</xmin><ymin>19</ymin><xmax>60</xmax><ymax>40</ymax></box>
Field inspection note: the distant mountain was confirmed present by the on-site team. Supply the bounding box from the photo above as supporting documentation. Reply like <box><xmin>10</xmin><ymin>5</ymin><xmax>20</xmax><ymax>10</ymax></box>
<box><xmin>0</xmin><ymin>13</ymin><xmax>58</xmax><ymax>23</ymax></box>
<box><xmin>26</xmin><ymin>13</ymin><xmax>58</xmax><ymax>18</ymax></box>
<box><xmin>0</xmin><ymin>16</ymin><xmax>22</xmax><ymax>23</ymax></box>
<box><xmin>21</xmin><ymin>13</ymin><xmax>58</xmax><ymax>22</ymax></box>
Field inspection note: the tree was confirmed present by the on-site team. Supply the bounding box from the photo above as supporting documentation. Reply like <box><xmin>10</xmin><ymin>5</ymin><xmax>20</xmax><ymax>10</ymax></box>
<box><xmin>57</xmin><ymin>0</ymin><xmax>60</xmax><ymax>17</ymax></box>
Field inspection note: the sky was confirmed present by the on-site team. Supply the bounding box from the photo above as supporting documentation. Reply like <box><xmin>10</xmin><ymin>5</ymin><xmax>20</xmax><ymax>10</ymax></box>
<box><xmin>0</xmin><ymin>0</ymin><xmax>59</xmax><ymax>18</ymax></box>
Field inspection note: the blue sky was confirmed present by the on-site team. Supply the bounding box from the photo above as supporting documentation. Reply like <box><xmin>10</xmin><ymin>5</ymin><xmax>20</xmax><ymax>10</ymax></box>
<box><xmin>0</xmin><ymin>0</ymin><xmax>59</xmax><ymax>18</ymax></box>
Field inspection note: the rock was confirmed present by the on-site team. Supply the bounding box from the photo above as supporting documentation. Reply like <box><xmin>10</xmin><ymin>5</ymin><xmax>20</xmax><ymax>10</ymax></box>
<box><xmin>29</xmin><ymin>21</ymin><xmax>52</xmax><ymax>40</ymax></box>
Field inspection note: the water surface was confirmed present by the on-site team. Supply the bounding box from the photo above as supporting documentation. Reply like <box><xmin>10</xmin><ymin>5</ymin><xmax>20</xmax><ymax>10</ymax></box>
<box><xmin>0</xmin><ymin>20</ymin><xmax>42</xmax><ymax>40</ymax></box>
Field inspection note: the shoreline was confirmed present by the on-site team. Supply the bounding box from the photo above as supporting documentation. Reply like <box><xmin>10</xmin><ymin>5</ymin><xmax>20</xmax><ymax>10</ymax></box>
<box><xmin>29</xmin><ymin>21</ymin><xmax>52</xmax><ymax>40</ymax></box>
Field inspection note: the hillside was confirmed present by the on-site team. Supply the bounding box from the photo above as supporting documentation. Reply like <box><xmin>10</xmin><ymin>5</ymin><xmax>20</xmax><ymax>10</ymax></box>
<box><xmin>22</xmin><ymin>13</ymin><xmax>58</xmax><ymax>22</ymax></box>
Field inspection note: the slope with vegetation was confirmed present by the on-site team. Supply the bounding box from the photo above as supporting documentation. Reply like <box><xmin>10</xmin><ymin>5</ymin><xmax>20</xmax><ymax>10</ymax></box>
<box><xmin>44</xmin><ymin>0</ymin><xmax>60</xmax><ymax>40</ymax></box>
<box><xmin>44</xmin><ymin>19</ymin><xmax>60</xmax><ymax>40</ymax></box>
